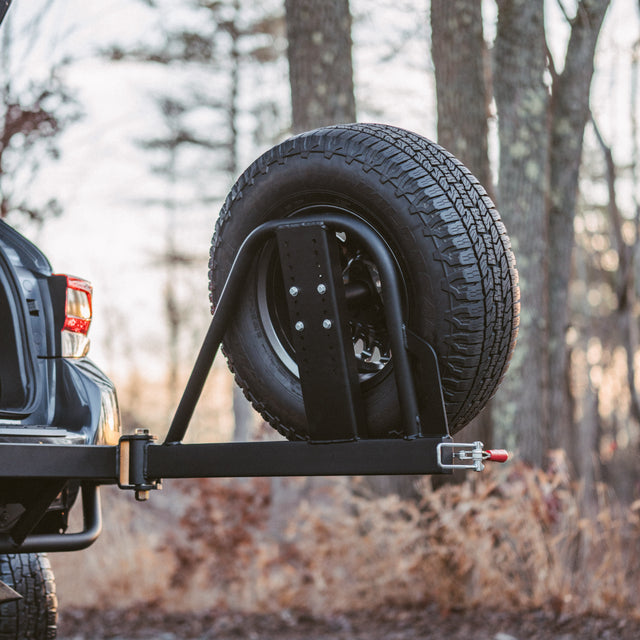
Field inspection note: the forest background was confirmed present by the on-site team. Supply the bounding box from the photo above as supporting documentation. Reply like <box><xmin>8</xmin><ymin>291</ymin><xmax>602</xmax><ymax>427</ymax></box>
<box><xmin>3</xmin><ymin>0</ymin><xmax>640</xmax><ymax>625</ymax></box>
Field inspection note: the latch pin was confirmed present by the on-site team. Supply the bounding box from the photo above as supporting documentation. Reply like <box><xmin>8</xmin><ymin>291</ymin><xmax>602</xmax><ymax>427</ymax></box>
<box><xmin>436</xmin><ymin>441</ymin><xmax>509</xmax><ymax>472</ymax></box>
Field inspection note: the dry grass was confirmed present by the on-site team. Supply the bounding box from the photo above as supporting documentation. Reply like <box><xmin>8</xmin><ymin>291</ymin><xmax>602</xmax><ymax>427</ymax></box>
<box><xmin>52</xmin><ymin>455</ymin><xmax>640</xmax><ymax>618</ymax></box>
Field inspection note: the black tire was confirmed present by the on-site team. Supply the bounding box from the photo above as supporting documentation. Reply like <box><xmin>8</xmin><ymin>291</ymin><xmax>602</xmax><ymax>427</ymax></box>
<box><xmin>0</xmin><ymin>554</ymin><xmax>57</xmax><ymax>640</ymax></box>
<box><xmin>209</xmin><ymin>123</ymin><xmax>519</xmax><ymax>438</ymax></box>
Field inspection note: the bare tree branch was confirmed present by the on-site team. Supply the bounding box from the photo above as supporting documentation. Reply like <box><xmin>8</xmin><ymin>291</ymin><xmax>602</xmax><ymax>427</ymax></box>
<box><xmin>591</xmin><ymin>114</ymin><xmax>640</xmax><ymax>424</ymax></box>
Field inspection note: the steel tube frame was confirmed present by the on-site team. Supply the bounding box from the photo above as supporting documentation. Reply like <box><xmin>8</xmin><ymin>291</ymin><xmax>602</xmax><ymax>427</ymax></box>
<box><xmin>147</xmin><ymin>438</ymin><xmax>448</xmax><ymax>478</ymax></box>
<box><xmin>0</xmin><ymin>484</ymin><xmax>102</xmax><ymax>553</ymax></box>
<box><xmin>0</xmin><ymin>213</ymin><xmax>453</xmax><ymax>552</ymax></box>
<box><xmin>165</xmin><ymin>213</ymin><xmax>427</xmax><ymax>444</ymax></box>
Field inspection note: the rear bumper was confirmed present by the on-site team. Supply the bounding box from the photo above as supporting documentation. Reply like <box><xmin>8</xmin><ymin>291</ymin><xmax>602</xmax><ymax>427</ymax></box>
<box><xmin>0</xmin><ymin>428</ymin><xmax>87</xmax><ymax>445</ymax></box>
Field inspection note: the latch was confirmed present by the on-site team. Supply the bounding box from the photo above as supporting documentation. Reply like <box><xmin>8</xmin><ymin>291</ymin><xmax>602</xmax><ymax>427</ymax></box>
<box><xmin>436</xmin><ymin>441</ymin><xmax>509</xmax><ymax>472</ymax></box>
<box><xmin>118</xmin><ymin>429</ymin><xmax>162</xmax><ymax>500</ymax></box>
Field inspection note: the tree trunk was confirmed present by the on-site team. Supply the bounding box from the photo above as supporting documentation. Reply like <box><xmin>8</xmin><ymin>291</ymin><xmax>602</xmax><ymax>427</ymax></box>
<box><xmin>492</xmin><ymin>0</ymin><xmax>550</xmax><ymax>465</ymax></box>
<box><xmin>285</xmin><ymin>0</ymin><xmax>356</xmax><ymax>132</ymax></box>
<box><xmin>226</xmin><ymin>0</ymin><xmax>256</xmax><ymax>442</ymax></box>
<box><xmin>431</xmin><ymin>0</ymin><xmax>493</xmax><ymax>195</ymax></box>
<box><xmin>431</xmin><ymin>0</ymin><xmax>494</xmax><ymax>447</ymax></box>
<box><xmin>547</xmin><ymin>0</ymin><xmax>610</xmax><ymax>451</ymax></box>
<box><xmin>232</xmin><ymin>385</ymin><xmax>254</xmax><ymax>441</ymax></box>
<box><xmin>491</xmin><ymin>0</ymin><xmax>610</xmax><ymax>465</ymax></box>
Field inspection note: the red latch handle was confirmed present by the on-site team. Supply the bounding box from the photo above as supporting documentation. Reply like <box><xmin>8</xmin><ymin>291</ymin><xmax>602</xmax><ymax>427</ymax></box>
<box><xmin>485</xmin><ymin>449</ymin><xmax>509</xmax><ymax>463</ymax></box>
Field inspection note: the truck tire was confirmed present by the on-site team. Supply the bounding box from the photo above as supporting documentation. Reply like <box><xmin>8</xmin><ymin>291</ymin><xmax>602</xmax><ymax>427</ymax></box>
<box><xmin>209</xmin><ymin>123</ymin><xmax>519</xmax><ymax>438</ymax></box>
<box><xmin>0</xmin><ymin>554</ymin><xmax>57</xmax><ymax>640</ymax></box>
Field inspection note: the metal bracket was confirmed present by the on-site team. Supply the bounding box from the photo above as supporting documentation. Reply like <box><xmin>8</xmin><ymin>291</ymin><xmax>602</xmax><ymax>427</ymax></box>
<box><xmin>118</xmin><ymin>429</ymin><xmax>162</xmax><ymax>501</ymax></box>
<box><xmin>276</xmin><ymin>221</ymin><xmax>366</xmax><ymax>441</ymax></box>
<box><xmin>0</xmin><ymin>580</ymin><xmax>21</xmax><ymax>604</ymax></box>
<box><xmin>436</xmin><ymin>441</ymin><xmax>509</xmax><ymax>472</ymax></box>
<box><xmin>405</xmin><ymin>329</ymin><xmax>449</xmax><ymax>437</ymax></box>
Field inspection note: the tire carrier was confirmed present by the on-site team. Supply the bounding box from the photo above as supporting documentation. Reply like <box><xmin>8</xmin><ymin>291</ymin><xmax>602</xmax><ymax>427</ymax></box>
<box><xmin>0</xmin><ymin>214</ymin><xmax>507</xmax><ymax>557</ymax></box>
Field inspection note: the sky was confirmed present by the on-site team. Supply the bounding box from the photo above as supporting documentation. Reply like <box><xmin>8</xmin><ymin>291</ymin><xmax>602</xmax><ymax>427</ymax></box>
<box><xmin>4</xmin><ymin>0</ymin><xmax>640</xmax><ymax>387</ymax></box>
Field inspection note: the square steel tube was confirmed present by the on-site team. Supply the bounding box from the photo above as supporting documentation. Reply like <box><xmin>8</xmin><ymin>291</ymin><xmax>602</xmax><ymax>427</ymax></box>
<box><xmin>149</xmin><ymin>438</ymin><xmax>452</xmax><ymax>478</ymax></box>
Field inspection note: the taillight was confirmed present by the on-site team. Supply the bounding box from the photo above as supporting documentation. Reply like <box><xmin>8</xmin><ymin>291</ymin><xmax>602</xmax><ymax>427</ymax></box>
<box><xmin>54</xmin><ymin>274</ymin><xmax>93</xmax><ymax>358</ymax></box>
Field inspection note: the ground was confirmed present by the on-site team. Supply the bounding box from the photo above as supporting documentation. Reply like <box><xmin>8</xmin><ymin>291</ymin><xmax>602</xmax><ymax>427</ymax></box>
<box><xmin>58</xmin><ymin>607</ymin><xmax>640</xmax><ymax>639</ymax></box>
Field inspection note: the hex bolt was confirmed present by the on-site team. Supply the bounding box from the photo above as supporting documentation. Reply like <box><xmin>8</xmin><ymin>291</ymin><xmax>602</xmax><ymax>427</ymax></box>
<box><xmin>289</xmin><ymin>286</ymin><xmax>299</xmax><ymax>297</ymax></box>
<box><xmin>317</xmin><ymin>283</ymin><xmax>327</xmax><ymax>295</ymax></box>
<box><xmin>134</xmin><ymin>428</ymin><xmax>157</xmax><ymax>443</ymax></box>
<box><xmin>322</xmin><ymin>319</ymin><xmax>333</xmax><ymax>330</ymax></box>
<box><xmin>295</xmin><ymin>321</ymin><xmax>305</xmax><ymax>332</ymax></box>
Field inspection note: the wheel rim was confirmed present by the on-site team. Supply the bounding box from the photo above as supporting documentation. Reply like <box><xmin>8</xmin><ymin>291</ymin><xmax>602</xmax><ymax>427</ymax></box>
<box><xmin>255</xmin><ymin>204</ymin><xmax>401</xmax><ymax>387</ymax></box>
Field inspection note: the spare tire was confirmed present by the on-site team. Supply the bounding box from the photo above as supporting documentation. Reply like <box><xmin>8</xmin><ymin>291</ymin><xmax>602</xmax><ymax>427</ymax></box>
<box><xmin>0</xmin><ymin>553</ymin><xmax>57</xmax><ymax>640</ymax></box>
<box><xmin>209</xmin><ymin>124</ymin><xmax>519</xmax><ymax>438</ymax></box>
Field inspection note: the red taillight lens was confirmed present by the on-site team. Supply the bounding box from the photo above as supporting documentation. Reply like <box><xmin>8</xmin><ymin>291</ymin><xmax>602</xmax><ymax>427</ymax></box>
<box><xmin>53</xmin><ymin>274</ymin><xmax>93</xmax><ymax>357</ymax></box>
<box><xmin>61</xmin><ymin>276</ymin><xmax>93</xmax><ymax>334</ymax></box>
